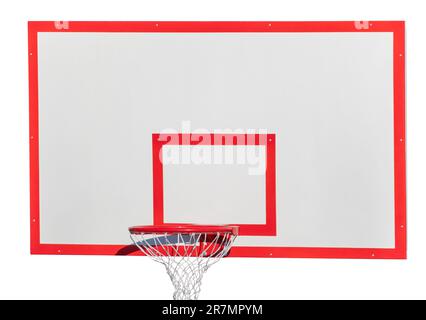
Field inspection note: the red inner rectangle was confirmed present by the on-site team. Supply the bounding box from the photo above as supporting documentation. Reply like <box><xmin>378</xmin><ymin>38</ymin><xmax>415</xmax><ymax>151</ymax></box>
<box><xmin>152</xmin><ymin>133</ymin><xmax>277</xmax><ymax>236</ymax></box>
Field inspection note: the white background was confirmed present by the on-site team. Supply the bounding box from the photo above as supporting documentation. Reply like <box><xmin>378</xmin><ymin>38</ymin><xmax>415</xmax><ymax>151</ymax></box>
<box><xmin>0</xmin><ymin>0</ymin><xmax>424</xmax><ymax>300</ymax></box>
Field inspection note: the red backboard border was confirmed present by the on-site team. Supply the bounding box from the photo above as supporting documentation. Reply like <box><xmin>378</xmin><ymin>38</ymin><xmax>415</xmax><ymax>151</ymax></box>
<box><xmin>29</xmin><ymin>21</ymin><xmax>406</xmax><ymax>259</ymax></box>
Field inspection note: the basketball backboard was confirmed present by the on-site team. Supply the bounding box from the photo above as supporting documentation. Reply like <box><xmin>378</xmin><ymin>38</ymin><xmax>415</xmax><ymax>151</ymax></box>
<box><xmin>29</xmin><ymin>21</ymin><xmax>406</xmax><ymax>259</ymax></box>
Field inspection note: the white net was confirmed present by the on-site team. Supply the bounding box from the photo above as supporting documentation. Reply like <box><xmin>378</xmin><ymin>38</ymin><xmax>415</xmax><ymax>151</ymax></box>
<box><xmin>130</xmin><ymin>231</ymin><xmax>237</xmax><ymax>300</ymax></box>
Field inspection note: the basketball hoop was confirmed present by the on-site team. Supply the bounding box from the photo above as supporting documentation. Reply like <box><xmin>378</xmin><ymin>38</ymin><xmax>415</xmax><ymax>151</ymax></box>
<box><xmin>129</xmin><ymin>224</ymin><xmax>238</xmax><ymax>300</ymax></box>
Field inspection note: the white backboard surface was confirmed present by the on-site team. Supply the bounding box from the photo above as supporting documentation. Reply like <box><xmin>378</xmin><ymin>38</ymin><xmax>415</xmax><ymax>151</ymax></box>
<box><xmin>29</xmin><ymin>22</ymin><xmax>406</xmax><ymax>258</ymax></box>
